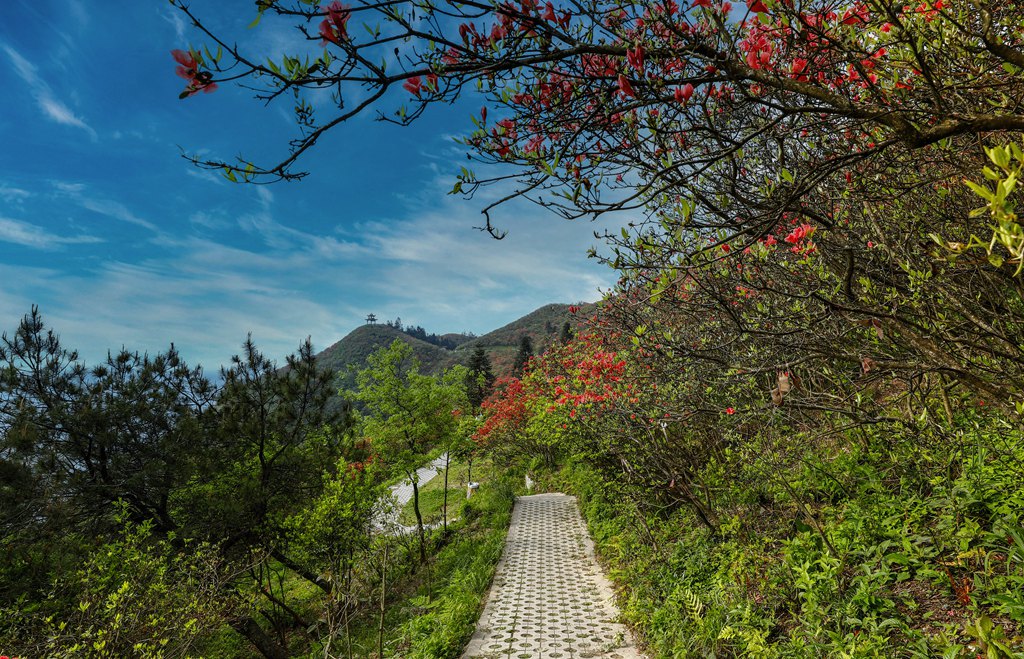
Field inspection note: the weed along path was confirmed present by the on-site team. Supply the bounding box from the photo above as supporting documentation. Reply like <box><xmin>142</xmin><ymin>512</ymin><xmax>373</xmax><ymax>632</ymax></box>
<box><xmin>462</xmin><ymin>493</ymin><xmax>644</xmax><ymax>659</ymax></box>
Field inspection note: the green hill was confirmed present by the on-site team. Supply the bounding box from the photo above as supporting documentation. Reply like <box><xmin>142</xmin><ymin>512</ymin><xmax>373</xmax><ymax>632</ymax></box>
<box><xmin>316</xmin><ymin>324</ymin><xmax>457</xmax><ymax>392</ymax></box>
<box><xmin>314</xmin><ymin>302</ymin><xmax>597</xmax><ymax>391</ymax></box>
<box><xmin>455</xmin><ymin>302</ymin><xmax>594</xmax><ymax>375</ymax></box>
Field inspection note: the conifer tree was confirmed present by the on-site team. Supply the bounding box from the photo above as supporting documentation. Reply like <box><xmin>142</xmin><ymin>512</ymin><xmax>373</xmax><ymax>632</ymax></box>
<box><xmin>465</xmin><ymin>346</ymin><xmax>495</xmax><ymax>409</ymax></box>
<box><xmin>511</xmin><ymin>335</ymin><xmax>533</xmax><ymax>378</ymax></box>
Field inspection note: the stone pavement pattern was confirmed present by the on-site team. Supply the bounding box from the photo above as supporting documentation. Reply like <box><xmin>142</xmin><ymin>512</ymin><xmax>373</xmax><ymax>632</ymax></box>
<box><xmin>462</xmin><ymin>493</ymin><xmax>644</xmax><ymax>659</ymax></box>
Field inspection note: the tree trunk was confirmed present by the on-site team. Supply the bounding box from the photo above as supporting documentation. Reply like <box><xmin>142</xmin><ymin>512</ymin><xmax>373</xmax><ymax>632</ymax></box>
<box><xmin>378</xmin><ymin>542</ymin><xmax>388</xmax><ymax>659</ymax></box>
<box><xmin>230</xmin><ymin>616</ymin><xmax>289</xmax><ymax>659</ymax></box>
<box><xmin>412</xmin><ymin>478</ymin><xmax>426</xmax><ymax>563</ymax></box>
<box><xmin>443</xmin><ymin>452</ymin><xmax>450</xmax><ymax>535</ymax></box>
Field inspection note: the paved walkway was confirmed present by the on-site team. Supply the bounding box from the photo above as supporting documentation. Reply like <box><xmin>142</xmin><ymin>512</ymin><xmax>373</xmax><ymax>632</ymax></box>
<box><xmin>376</xmin><ymin>454</ymin><xmax>449</xmax><ymax>534</ymax></box>
<box><xmin>390</xmin><ymin>453</ymin><xmax>449</xmax><ymax>508</ymax></box>
<box><xmin>462</xmin><ymin>493</ymin><xmax>644</xmax><ymax>659</ymax></box>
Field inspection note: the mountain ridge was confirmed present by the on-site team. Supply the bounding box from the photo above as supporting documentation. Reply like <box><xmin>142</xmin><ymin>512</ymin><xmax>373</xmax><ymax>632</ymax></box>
<box><xmin>315</xmin><ymin>302</ymin><xmax>595</xmax><ymax>383</ymax></box>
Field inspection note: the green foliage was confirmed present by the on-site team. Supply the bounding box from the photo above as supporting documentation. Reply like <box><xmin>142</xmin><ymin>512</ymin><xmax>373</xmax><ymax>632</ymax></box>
<box><xmin>937</xmin><ymin>140</ymin><xmax>1024</xmax><ymax>272</ymax></box>
<box><xmin>3</xmin><ymin>507</ymin><xmax>230</xmax><ymax>658</ymax></box>
<box><xmin>550</xmin><ymin>411</ymin><xmax>1024</xmax><ymax>658</ymax></box>
<box><xmin>356</xmin><ymin>340</ymin><xmax>469</xmax><ymax>478</ymax></box>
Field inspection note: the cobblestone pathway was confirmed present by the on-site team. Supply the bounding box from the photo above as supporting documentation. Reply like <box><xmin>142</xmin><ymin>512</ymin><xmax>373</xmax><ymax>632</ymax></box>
<box><xmin>462</xmin><ymin>493</ymin><xmax>644</xmax><ymax>659</ymax></box>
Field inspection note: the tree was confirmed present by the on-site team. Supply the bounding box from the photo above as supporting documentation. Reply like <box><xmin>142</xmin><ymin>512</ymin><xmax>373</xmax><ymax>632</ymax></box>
<box><xmin>175</xmin><ymin>335</ymin><xmax>347</xmax><ymax>659</ymax></box>
<box><xmin>511</xmin><ymin>335</ymin><xmax>534</xmax><ymax>378</ymax></box>
<box><xmin>173</xmin><ymin>1</ymin><xmax>1023</xmax><ymax>227</ymax></box>
<box><xmin>355</xmin><ymin>340</ymin><xmax>468</xmax><ymax>561</ymax></box>
<box><xmin>0</xmin><ymin>308</ymin><xmax>218</xmax><ymax>608</ymax></box>
<box><xmin>171</xmin><ymin>1</ymin><xmax>1024</xmax><ymax>402</ymax></box>
<box><xmin>465</xmin><ymin>346</ymin><xmax>496</xmax><ymax>409</ymax></box>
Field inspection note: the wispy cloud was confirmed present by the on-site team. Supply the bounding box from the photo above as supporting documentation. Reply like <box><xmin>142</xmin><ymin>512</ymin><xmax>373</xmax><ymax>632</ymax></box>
<box><xmin>163</xmin><ymin>6</ymin><xmax>187</xmax><ymax>41</ymax></box>
<box><xmin>78</xmin><ymin>197</ymin><xmax>160</xmax><ymax>232</ymax></box>
<box><xmin>52</xmin><ymin>182</ymin><xmax>161</xmax><ymax>233</ymax></box>
<box><xmin>3</xmin><ymin>44</ymin><xmax>97</xmax><ymax>140</ymax></box>
<box><xmin>0</xmin><ymin>216</ymin><xmax>102</xmax><ymax>249</ymax></box>
<box><xmin>0</xmin><ymin>184</ymin><xmax>31</xmax><ymax>203</ymax></box>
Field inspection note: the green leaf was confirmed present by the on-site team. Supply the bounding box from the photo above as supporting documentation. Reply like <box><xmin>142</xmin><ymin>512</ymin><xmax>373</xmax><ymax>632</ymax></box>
<box><xmin>964</xmin><ymin>179</ymin><xmax>995</xmax><ymax>202</ymax></box>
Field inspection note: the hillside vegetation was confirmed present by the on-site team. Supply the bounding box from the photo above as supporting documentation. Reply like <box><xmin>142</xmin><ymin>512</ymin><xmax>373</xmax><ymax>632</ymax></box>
<box><xmin>314</xmin><ymin>303</ymin><xmax>591</xmax><ymax>384</ymax></box>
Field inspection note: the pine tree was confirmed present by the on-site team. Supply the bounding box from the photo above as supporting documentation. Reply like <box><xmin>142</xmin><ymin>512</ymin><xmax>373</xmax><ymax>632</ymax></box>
<box><xmin>465</xmin><ymin>346</ymin><xmax>495</xmax><ymax>408</ymax></box>
<box><xmin>511</xmin><ymin>335</ymin><xmax>533</xmax><ymax>378</ymax></box>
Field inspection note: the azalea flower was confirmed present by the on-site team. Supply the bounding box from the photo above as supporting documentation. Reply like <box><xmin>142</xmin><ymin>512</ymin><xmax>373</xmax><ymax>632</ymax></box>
<box><xmin>674</xmin><ymin>83</ymin><xmax>694</xmax><ymax>103</ymax></box>
<box><xmin>319</xmin><ymin>2</ymin><xmax>351</xmax><ymax>44</ymax></box>
<box><xmin>626</xmin><ymin>46</ymin><xmax>645</xmax><ymax>73</ymax></box>
<box><xmin>403</xmin><ymin>76</ymin><xmax>423</xmax><ymax>97</ymax></box>
<box><xmin>617</xmin><ymin>74</ymin><xmax>636</xmax><ymax>98</ymax></box>
<box><xmin>172</xmin><ymin>49</ymin><xmax>217</xmax><ymax>97</ymax></box>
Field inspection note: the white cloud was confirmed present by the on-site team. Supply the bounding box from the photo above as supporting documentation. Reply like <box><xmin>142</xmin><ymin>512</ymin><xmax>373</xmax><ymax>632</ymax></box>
<box><xmin>3</xmin><ymin>44</ymin><xmax>97</xmax><ymax>140</ymax></box>
<box><xmin>52</xmin><ymin>183</ymin><xmax>161</xmax><ymax>233</ymax></box>
<box><xmin>0</xmin><ymin>169</ymin><xmax>619</xmax><ymax>370</ymax></box>
<box><xmin>0</xmin><ymin>216</ymin><xmax>102</xmax><ymax>249</ymax></box>
<box><xmin>0</xmin><ymin>184</ymin><xmax>31</xmax><ymax>203</ymax></box>
<box><xmin>163</xmin><ymin>7</ymin><xmax>187</xmax><ymax>41</ymax></box>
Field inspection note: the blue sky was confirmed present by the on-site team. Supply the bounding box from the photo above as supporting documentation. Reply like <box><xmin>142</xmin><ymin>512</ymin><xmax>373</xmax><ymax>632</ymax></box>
<box><xmin>0</xmin><ymin>0</ymin><xmax>617</xmax><ymax>369</ymax></box>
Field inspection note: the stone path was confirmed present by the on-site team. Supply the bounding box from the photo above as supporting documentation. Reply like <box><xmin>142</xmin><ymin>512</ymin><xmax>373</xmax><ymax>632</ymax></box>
<box><xmin>462</xmin><ymin>493</ymin><xmax>644</xmax><ymax>659</ymax></box>
<box><xmin>390</xmin><ymin>453</ymin><xmax>449</xmax><ymax>508</ymax></box>
<box><xmin>376</xmin><ymin>454</ymin><xmax>449</xmax><ymax>534</ymax></box>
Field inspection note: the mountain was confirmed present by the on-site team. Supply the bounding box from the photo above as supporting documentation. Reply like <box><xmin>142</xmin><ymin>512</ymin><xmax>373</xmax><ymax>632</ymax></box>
<box><xmin>316</xmin><ymin>324</ymin><xmax>457</xmax><ymax>391</ymax></box>
<box><xmin>455</xmin><ymin>303</ymin><xmax>595</xmax><ymax>375</ymax></box>
<box><xmin>313</xmin><ymin>302</ymin><xmax>596</xmax><ymax>388</ymax></box>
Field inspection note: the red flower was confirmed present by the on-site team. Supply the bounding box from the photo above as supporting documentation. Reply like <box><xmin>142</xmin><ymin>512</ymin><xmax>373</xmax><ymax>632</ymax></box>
<box><xmin>403</xmin><ymin>76</ymin><xmax>423</xmax><ymax>97</ymax></box>
<box><xmin>725</xmin><ymin>407</ymin><xmax>735</xmax><ymax>415</ymax></box>
<box><xmin>747</xmin><ymin>0</ymin><xmax>768</xmax><ymax>11</ymax></box>
<box><xmin>784</xmin><ymin>223</ymin><xmax>815</xmax><ymax>244</ymax></box>
<box><xmin>841</xmin><ymin>2</ymin><xmax>869</xmax><ymax>25</ymax></box>
<box><xmin>626</xmin><ymin>46</ymin><xmax>645</xmax><ymax>73</ymax></box>
<box><xmin>172</xmin><ymin>49</ymin><xmax>217</xmax><ymax>98</ymax></box>
<box><xmin>319</xmin><ymin>2</ymin><xmax>351</xmax><ymax>43</ymax></box>
<box><xmin>674</xmin><ymin>83</ymin><xmax>694</xmax><ymax>103</ymax></box>
<box><xmin>172</xmin><ymin>49</ymin><xmax>198</xmax><ymax>80</ymax></box>
<box><xmin>617</xmin><ymin>74</ymin><xmax>636</xmax><ymax>98</ymax></box>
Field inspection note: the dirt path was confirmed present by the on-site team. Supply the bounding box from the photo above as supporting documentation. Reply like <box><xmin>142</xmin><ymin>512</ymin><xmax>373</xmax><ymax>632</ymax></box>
<box><xmin>462</xmin><ymin>493</ymin><xmax>644</xmax><ymax>659</ymax></box>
